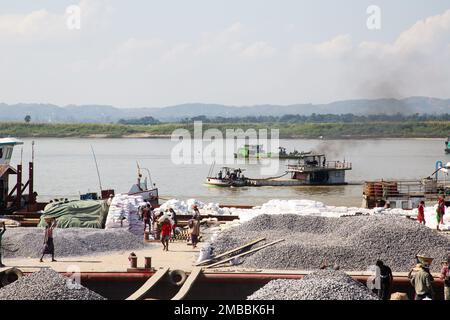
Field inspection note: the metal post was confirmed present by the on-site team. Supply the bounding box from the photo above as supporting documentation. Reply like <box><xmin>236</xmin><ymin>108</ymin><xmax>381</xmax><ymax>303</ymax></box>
<box><xmin>29</xmin><ymin>162</ymin><xmax>35</xmax><ymax>205</ymax></box>
<box><xmin>16</xmin><ymin>164</ymin><xmax>22</xmax><ymax>208</ymax></box>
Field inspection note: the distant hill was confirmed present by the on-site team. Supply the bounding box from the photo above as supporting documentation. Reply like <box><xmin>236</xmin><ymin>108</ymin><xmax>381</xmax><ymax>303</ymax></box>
<box><xmin>0</xmin><ymin>97</ymin><xmax>449</xmax><ymax>123</ymax></box>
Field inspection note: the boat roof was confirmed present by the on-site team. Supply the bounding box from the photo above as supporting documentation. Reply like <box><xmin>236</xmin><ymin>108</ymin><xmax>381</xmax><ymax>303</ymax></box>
<box><xmin>0</xmin><ymin>164</ymin><xmax>17</xmax><ymax>178</ymax></box>
<box><xmin>218</xmin><ymin>167</ymin><xmax>245</xmax><ymax>171</ymax></box>
<box><xmin>0</xmin><ymin>138</ymin><xmax>24</xmax><ymax>146</ymax></box>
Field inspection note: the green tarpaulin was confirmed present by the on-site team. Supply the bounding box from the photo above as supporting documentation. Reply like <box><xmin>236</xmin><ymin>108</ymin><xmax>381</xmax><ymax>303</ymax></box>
<box><xmin>38</xmin><ymin>200</ymin><xmax>109</xmax><ymax>229</ymax></box>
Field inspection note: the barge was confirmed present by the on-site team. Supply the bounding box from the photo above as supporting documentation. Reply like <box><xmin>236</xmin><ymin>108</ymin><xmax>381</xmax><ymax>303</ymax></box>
<box><xmin>362</xmin><ymin>161</ymin><xmax>450</xmax><ymax>209</ymax></box>
<box><xmin>206</xmin><ymin>153</ymin><xmax>352</xmax><ymax>187</ymax></box>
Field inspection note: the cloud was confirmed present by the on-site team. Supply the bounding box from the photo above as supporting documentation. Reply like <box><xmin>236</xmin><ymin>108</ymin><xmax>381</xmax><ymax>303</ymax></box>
<box><xmin>240</xmin><ymin>41</ymin><xmax>277</xmax><ymax>58</ymax></box>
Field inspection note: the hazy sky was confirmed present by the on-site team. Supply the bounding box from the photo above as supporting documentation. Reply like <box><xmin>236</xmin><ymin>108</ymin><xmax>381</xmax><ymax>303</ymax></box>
<box><xmin>1</xmin><ymin>0</ymin><xmax>450</xmax><ymax>107</ymax></box>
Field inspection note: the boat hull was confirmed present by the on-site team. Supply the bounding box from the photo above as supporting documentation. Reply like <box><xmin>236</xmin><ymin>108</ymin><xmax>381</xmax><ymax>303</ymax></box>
<box><xmin>205</xmin><ymin>178</ymin><xmax>247</xmax><ymax>187</ymax></box>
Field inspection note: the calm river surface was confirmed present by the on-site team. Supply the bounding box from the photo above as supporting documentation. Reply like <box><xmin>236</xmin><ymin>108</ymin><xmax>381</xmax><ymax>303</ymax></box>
<box><xmin>10</xmin><ymin>138</ymin><xmax>449</xmax><ymax>207</ymax></box>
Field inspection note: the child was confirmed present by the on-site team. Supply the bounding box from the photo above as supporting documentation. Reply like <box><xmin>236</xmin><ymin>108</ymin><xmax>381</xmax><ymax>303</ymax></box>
<box><xmin>417</xmin><ymin>201</ymin><xmax>426</xmax><ymax>225</ymax></box>
<box><xmin>160</xmin><ymin>218</ymin><xmax>171</xmax><ymax>251</ymax></box>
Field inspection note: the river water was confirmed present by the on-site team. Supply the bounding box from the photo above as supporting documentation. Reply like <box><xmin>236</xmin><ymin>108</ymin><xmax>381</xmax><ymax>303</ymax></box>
<box><xmin>10</xmin><ymin>138</ymin><xmax>449</xmax><ymax>207</ymax></box>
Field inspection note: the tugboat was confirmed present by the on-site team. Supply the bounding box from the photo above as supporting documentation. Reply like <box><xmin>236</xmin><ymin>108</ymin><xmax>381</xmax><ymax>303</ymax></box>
<box><xmin>445</xmin><ymin>137</ymin><xmax>450</xmax><ymax>154</ymax></box>
<box><xmin>205</xmin><ymin>167</ymin><xmax>248</xmax><ymax>187</ymax></box>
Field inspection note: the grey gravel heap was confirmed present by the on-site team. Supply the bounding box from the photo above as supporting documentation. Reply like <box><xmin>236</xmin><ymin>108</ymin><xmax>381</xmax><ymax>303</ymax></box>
<box><xmin>2</xmin><ymin>227</ymin><xmax>146</xmax><ymax>258</ymax></box>
<box><xmin>0</xmin><ymin>268</ymin><xmax>106</xmax><ymax>300</ymax></box>
<box><xmin>212</xmin><ymin>215</ymin><xmax>450</xmax><ymax>272</ymax></box>
<box><xmin>248</xmin><ymin>270</ymin><xmax>379</xmax><ymax>300</ymax></box>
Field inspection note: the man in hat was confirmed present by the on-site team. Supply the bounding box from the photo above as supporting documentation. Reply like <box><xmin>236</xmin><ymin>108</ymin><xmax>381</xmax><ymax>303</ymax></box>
<box><xmin>408</xmin><ymin>263</ymin><xmax>434</xmax><ymax>300</ymax></box>
<box><xmin>440</xmin><ymin>258</ymin><xmax>450</xmax><ymax>300</ymax></box>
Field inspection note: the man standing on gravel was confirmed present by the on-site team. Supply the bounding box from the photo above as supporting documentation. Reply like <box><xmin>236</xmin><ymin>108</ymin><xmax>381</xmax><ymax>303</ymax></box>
<box><xmin>408</xmin><ymin>263</ymin><xmax>434</xmax><ymax>300</ymax></box>
<box><xmin>40</xmin><ymin>218</ymin><xmax>57</xmax><ymax>263</ymax></box>
<box><xmin>0</xmin><ymin>222</ymin><xmax>6</xmax><ymax>267</ymax></box>
<box><xmin>436</xmin><ymin>196</ymin><xmax>445</xmax><ymax>231</ymax></box>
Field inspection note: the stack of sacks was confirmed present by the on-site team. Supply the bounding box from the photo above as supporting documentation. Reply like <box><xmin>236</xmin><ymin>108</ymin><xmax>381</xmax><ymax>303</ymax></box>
<box><xmin>105</xmin><ymin>194</ymin><xmax>146</xmax><ymax>236</ymax></box>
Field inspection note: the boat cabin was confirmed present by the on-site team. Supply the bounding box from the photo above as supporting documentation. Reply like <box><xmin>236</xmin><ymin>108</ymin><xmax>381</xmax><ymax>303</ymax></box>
<box><xmin>287</xmin><ymin>153</ymin><xmax>352</xmax><ymax>184</ymax></box>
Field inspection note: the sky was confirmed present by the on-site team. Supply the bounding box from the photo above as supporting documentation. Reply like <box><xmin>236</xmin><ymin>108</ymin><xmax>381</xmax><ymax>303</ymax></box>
<box><xmin>0</xmin><ymin>0</ymin><xmax>450</xmax><ymax>108</ymax></box>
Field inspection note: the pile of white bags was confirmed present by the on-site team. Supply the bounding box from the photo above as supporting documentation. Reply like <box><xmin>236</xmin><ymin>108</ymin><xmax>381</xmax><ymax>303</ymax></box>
<box><xmin>105</xmin><ymin>194</ymin><xmax>146</xmax><ymax>236</ymax></box>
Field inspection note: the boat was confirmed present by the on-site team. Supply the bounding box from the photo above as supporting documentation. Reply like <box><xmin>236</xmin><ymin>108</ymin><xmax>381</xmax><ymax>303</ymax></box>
<box><xmin>206</xmin><ymin>154</ymin><xmax>352</xmax><ymax>187</ymax></box>
<box><xmin>205</xmin><ymin>167</ymin><xmax>248</xmax><ymax>187</ymax></box>
<box><xmin>248</xmin><ymin>153</ymin><xmax>352</xmax><ymax>186</ymax></box>
<box><xmin>446</xmin><ymin>137</ymin><xmax>450</xmax><ymax>154</ymax></box>
<box><xmin>234</xmin><ymin>144</ymin><xmax>313</xmax><ymax>160</ymax></box>
<box><xmin>362</xmin><ymin>161</ymin><xmax>450</xmax><ymax>209</ymax></box>
<box><xmin>234</xmin><ymin>144</ymin><xmax>273</xmax><ymax>159</ymax></box>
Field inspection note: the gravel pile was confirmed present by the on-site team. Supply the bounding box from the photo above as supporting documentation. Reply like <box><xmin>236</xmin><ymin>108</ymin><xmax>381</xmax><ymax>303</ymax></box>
<box><xmin>248</xmin><ymin>270</ymin><xmax>379</xmax><ymax>300</ymax></box>
<box><xmin>2</xmin><ymin>227</ymin><xmax>147</xmax><ymax>258</ymax></box>
<box><xmin>212</xmin><ymin>215</ymin><xmax>450</xmax><ymax>272</ymax></box>
<box><xmin>0</xmin><ymin>268</ymin><xmax>106</xmax><ymax>300</ymax></box>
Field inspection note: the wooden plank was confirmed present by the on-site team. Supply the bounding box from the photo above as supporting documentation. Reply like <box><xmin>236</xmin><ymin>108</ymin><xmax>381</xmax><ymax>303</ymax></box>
<box><xmin>171</xmin><ymin>267</ymin><xmax>202</xmax><ymax>300</ymax></box>
<box><xmin>205</xmin><ymin>239</ymin><xmax>285</xmax><ymax>269</ymax></box>
<box><xmin>195</xmin><ymin>237</ymin><xmax>266</xmax><ymax>266</ymax></box>
<box><xmin>125</xmin><ymin>267</ymin><xmax>169</xmax><ymax>300</ymax></box>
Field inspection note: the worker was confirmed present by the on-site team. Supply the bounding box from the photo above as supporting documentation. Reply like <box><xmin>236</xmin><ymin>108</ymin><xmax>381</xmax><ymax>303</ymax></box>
<box><xmin>142</xmin><ymin>204</ymin><xmax>152</xmax><ymax>232</ymax></box>
<box><xmin>375</xmin><ymin>260</ymin><xmax>393</xmax><ymax>300</ymax></box>
<box><xmin>154</xmin><ymin>212</ymin><xmax>164</xmax><ymax>240</ymax></box>
<box><xmin>440</xmin><ymin>258</ymin><xmax>450</xmax><ymax>300</ymax></box>
<box><xmin>169</xmin><ymin>208</ymin><xmax>178</xmax><ymax>238</ymax></box>
<box><xmin>408</xmin><ymin>263</ymin><xmax>434</xmax><ymax>300</ymax></box>
<box><xmin>188</xmin><ymin>214</ymin><xmax>201</xmax><ymax>249</ymax></box>
<box><xmin>40</xmin><ymin>218</ymin><xmax>57</xmax><ymax>263</ymax></box>
<box><xmin>106</xmin><ymin>194</ymin><xmax>113</xmax><ymax>206</ymax></box>
<box><xmin>417</xmin><ymin>201</ymin><xmax>426</xmax><ymax>225</ymax></box>
<box><xmin>160</xmin><ymin>218</ymin><xmax>171</xmax><ymax>251</ymax></box>
<box><xmin>436</xmin><ymin>196</ymin><xmax>446</xmax><ymax>231</ymax></box>
<box><xmin>192</xmin><ymin>205</ymin><xmax>200</xmax><ymax>219</ymax></box>
<box><xmin>0</xmin><ymin>222</ymin><xmax>6</xmax><ymax>267</ymax></box>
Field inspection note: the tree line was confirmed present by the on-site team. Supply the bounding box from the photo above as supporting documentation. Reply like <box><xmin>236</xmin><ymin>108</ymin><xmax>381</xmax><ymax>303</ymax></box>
<box><xmin>180</xmin><ymin>113</ymin><xmax>450</xmax><ymax>124</ymax></box>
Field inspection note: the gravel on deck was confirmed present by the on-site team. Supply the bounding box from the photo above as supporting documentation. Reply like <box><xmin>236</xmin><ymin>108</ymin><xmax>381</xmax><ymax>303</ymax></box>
<box><xmin>212</xmin><ymin>215</ymin><xmax>450</xmax><ymax>272</ymax></box>
<box><xmin>248</xmin><ymin>270</ymin><xmax>379</xmax><ymax>300</ymax></box>
<box><xmin>0</xmin><ymin>268</ymin><xmax>106</xmax><ymax>300</ymax></box>
<box><xmin>2</xmin><ymin>227</ymin><xmax>147</xmax><ymax>258</ymax></box>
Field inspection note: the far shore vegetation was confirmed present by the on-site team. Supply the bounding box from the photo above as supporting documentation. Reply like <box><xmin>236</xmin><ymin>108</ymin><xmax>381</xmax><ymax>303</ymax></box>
<box><xmin>1</xmin><ymin>113</ymin><xmax>449</xmax><ymax>139</ymax></box>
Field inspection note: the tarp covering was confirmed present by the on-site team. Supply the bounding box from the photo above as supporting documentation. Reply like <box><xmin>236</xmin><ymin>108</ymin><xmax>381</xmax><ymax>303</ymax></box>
<box><xmin>38</xmin><ymin>200</ymin><xmax>109</xmax><ymax>229</ymax></box>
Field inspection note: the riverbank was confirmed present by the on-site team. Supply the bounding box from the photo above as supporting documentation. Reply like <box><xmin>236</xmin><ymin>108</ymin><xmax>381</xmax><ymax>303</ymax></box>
<box><xmin>1</xmin><ymin>121</ymin><xmax>449</xmax><ymax>139</ymax></box>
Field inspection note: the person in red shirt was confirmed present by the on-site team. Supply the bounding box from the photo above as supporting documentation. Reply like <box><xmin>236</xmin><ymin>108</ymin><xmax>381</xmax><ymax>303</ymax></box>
<box><xmin>160</xmin><ymin>218</ymin><xmax>172</xmax><ymax>251</ymax></box>
<box><xmin>417</xmin><ymin>201</ymin><xmax>426</xmax><ymax>225</ymax></box>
